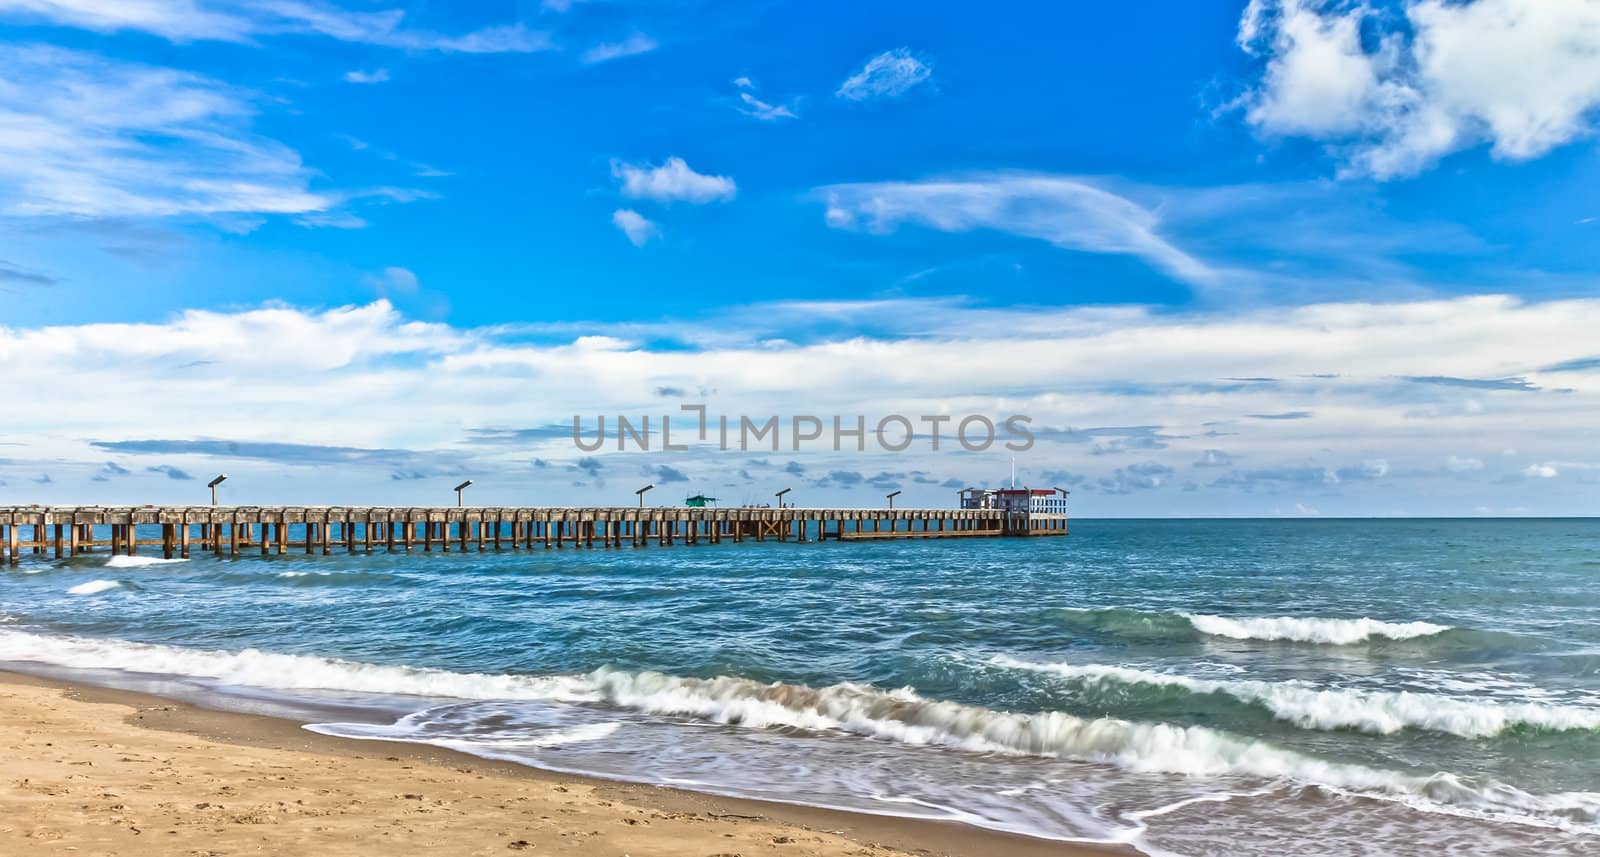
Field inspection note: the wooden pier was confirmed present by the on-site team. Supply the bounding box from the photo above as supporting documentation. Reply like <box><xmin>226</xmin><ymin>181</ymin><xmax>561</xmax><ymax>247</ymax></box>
<box><xmin>0</xmin><ymin>505</ymin><xmax>1067</xmax><ymax>563</ymax></box>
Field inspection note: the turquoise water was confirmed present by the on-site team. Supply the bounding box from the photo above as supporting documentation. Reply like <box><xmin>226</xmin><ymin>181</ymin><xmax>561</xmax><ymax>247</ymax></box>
<box><xmin>2</xmin><ymin>519</ymin><xmax>1597</xmax><ymax>855</ymax></box>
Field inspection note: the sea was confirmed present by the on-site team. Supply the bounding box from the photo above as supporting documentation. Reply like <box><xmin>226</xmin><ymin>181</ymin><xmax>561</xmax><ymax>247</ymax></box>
<box><xmin>1</xmin><ymin>518</ymin><xmax>1597</xmax><ymax>856</ymax></box>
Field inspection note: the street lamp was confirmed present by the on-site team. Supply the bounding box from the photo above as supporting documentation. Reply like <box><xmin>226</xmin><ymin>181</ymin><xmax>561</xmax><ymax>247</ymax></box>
<box><xmin>208</xmin><ymin>474</ymin><xmax>228</xmax><ymax>506</ymax></box>
<box><xmin>454</xmin><ymin>480</ymin><xmax>473</xmax><ymax>507</ymax></box>
<box><xmin>775</xmin><ymin>487</ymin><xmax>791</xmax><ymax>509</ymax></box>
<box><xmin>636</xmin><ymin>483</ymin><xmax>654</xmax><ymax>508</ymax></box>
<box><xmin>886</xmin><ymin>489</ymin><xmax>902</xmax><ymax>509</ymax></box>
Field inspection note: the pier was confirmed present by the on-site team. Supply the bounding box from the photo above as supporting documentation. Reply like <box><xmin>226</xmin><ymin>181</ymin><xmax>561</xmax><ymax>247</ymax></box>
<box><xmin>0</xmin><ymin>505</ymin><xmax>1067</xmax><ymax>563</ymax></box>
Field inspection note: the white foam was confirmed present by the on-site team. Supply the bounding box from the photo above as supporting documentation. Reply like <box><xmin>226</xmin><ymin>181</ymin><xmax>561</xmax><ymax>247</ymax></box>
<box><xmin>0</xmin><ymin>629</ymin><xmax>591</xmax><ymax>701</ymax></box>
<box><xmin>993</xmin><ymin>657</ymin><xmax>1600</xmax><ymax>738</ymax></box>
<box><xmin>0</xmin><ymin>629</ymin><xmax>1593</xmax><ymax>833</ymax></box>
<box><xmin>66</xmin><ymin>580</ymin><xmax>121</xmax><ymax>596</ymax></box>
<box><xmin>104</xmin><ymin>555</ymin><xmax>188</xmax><ymax>569</ymax></box>
<box><xmin>1182</xmin><ymin>613</ymin><xmax>1450</xmax><ymax>645</ymax></box>
<box><xmin>381</xmin><ymin>721</ymin><xmax>623</xmax><ymax>752</ymax></box>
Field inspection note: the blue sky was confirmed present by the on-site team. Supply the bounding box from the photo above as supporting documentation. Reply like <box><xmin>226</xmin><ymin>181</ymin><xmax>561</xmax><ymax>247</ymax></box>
<box><xmin>1</xmin><ymin>0</ymin><xmax>1598</xmax><ymax>514</ymax></box>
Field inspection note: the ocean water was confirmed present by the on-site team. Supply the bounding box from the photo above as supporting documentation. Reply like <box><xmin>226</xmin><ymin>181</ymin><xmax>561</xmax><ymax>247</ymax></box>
<box><xmin>2</xmin><ymin>518</ymin><xmax>1597</xmax><ymax>855</ymax></box>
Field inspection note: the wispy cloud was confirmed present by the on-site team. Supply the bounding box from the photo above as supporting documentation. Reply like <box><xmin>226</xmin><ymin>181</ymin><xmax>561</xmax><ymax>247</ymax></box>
<box><xmin>343</xmin><ymin>68</ymin><xmax>390</xmax><ymax>84</ymax></box>
<box><xmin>0</xmin><ymin>45</ymin><xmax>338</xmax><ymax>220</ymax></box>
<box><xmin>0</xmin><ymin>1</ymin><xmax>553</xmax><ymax>53</ymax></box>
<box><xmin>733</xmin><ymin>77</ymin><xmax>797</xmax><ymax>121</ymax></box>
<box><xmin>581</xmin><ymin>33</ymin><xmax>658</xmax><ymax>64</ymax></box>
<box><xmin>1234</xmin><ymin>0</ymin><xmax>1600</xmax><ymax>179</ymax></box>
<box><xmin>818</xmin><ymin>172</ymin><xmax>1218</xmax><ymax>287</ymax></box>
<box><xmin>612</xmin><ymin>157</ymin><xmax>735</xmax><ymax>203</ymax></box>
<box><xmin>836</xmin><ymin>47</ymin><xmax>933</xmax><ymax>101</ymax></box>
<box><xmin>100</xmin><ymin>439</ymin><xmax>419</xmax><ymax>467</ymax></box>
<box><xmin>611</xmin><ymin>208</ymin><xmax>660</xmax><ymax>247</ymax></box>
<box><xmin>1402</xmin><ymin>375</ymin><xmax>1540</xmax><ymax>392</ymax></box>
<box><xmin>0</xmin><ymin>259</ymin><xmax>56</xmax><ymax>288</ymax></box>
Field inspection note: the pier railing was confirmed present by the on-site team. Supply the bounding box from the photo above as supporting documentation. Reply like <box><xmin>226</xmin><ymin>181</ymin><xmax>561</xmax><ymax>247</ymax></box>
<box><xmin>0</xmin><ymin>505</ymin><xmax>1068</xmax><ymax>563</ymax></box>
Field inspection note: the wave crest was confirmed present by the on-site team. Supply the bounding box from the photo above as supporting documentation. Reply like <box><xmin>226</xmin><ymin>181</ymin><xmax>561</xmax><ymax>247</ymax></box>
<box><xmin>104</xmin><ymin>555</ymin><xmax>188</xmax><ymax>569</ymax></box>
<box><xmin>67</xmin><ymin>579</ymin><xmax>122</xmax><ymax>596</ymax></box>
<box><xmin>1181</xmin><ymin>613</ymin><xmax>1450</xmax><ymax>645</ymax></box>
<box><xmin>992</xmin><ymin>657</ymin><xmax>1600</xmax><ymax>738</ymax></box>
<box><xmin>0</xmin><ymin>630</ymin><xmax>1594</xmax><ymax>833</ymax></box>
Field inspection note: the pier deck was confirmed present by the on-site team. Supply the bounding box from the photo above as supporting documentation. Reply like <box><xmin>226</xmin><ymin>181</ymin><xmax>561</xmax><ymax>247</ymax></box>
<box><xmin>0</xmin><ymin>505</ymin><xmax>1067</xmax><ymax>563</ymax></box>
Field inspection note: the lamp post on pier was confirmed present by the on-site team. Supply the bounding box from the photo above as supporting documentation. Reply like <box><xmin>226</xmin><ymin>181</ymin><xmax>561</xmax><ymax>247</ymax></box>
<box><xmin>636</xmin><ymin>483</ymin><xmax>654</xmax><ymax>508</ymax></box>
<box><xmin>886</xmin><ymin>490</ymin><xmax>901</xmax><ymax>509</ymax></box>
<box><xmin>208</xmin><ymin>474</ymin><xmax>227</xmax><ymax>506</ymax></box>
<box><xmin>775</xmin><ymin>487</ymin><xmax>791</xmax><ymax>509</ymax></box>
<box><xmin>454</xmin><ymin>480</ymin><xmax>473</xmax><ymax>507</ymax></box>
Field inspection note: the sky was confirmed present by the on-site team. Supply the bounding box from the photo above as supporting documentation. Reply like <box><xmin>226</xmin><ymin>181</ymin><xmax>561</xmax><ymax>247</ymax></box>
<box><xmin>0</xmin><ymin>0</ymin><xmax>1598</xmax><ymax>516</ymax></box>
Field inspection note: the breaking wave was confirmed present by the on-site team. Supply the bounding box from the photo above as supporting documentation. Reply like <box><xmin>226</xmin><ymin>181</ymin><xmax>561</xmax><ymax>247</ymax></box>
<box><xmin>104</xmin><ymin>555</ymin><xmax>189</xmax><ymax>569</ymax></box>
<box><xmin>0</xmin><ymin>629</ymin><xmax>590</xmax><ymax>701</ymax></box>
<box><xmin>66</xmin><ymin>579</ymin><xmax>122</xmax><ymax>596</ymax></box>
<box><xmin>1052</xmin><ymin>608</ymin><xmax>1455</xmax><ymax>645</ymax></box>
<box><xmin>992</xmin><ymin>657</ymin><xmax>1600</xmax><ymax>738</ymax></box>
<box><xmin>0</xmin><ymin>629</ymin><xmax>1594</xmax><ymax>834</ymax></box>
<box><xmin>1181</xmin><ymin>614</ymin><xmax>1451</xmax><ymax>645</ymax></box>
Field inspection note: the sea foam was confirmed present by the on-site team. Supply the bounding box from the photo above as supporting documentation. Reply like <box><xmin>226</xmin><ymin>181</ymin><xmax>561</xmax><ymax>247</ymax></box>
<box><xmin>104</xmin><ymin>555</ymin><xmax>189</xmax><ymax>569</ymax></box>
<box><xmin>1181</xmin><ymin>613</ymin><xmax>1450</xmax><ymax>644</ymax></box>
<box><xmin>1</xmin><ymin>629</ymin><xmax>1594</xmax><ymax>833</ymax></box>
<box><xmin>66</xmin><ymin>580</ymin><xmax>122</xmax><ymax>596</ymax></box>
<box><xmin>992</xmin><ymin>657</ymin><xmax>1600</xmax><ymax>738</ymax></box>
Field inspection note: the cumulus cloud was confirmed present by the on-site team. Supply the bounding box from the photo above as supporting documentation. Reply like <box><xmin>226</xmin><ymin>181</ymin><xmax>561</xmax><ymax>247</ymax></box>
<box><xmin>611</xmin><ymin>208</ymin><xmax>660</xmax><ymax>247</ymax></box>
<box><xmin>836</xmin><ymin>48</ymin><xmax>933</xmax><ymax>101</ymax></box>
<box><xmin>0</xmin><ymin>45</ymin><xmax>340</xmax><ymax>220</ymax></box>
<box><xmin>2</xmin><ymin>294</ymin><xmax>1597</xmax><ymax>511</ymax></box>
<box><xmin>819</xmin><ymin>173</ymin><xmax>1217</xmax><ymax>287</ymax></box>
<box><xmin>612</xmin><ymin>157</ymin><xmax>735</xmax><ymax>203</ymax></box>
<box><xmin>581</xmin><ymin>33</ymin><xmax>657</xmax><ymax>64</ymax></box>
<box><xmin>0</xmin><ymin>1</ymin><xmax>553</xmax><ymax>53</ymax></box>
<box><xmin>1235</xmin><ymin>0</ymin><xmax>1600</xmax><ymax>179</ymax></box>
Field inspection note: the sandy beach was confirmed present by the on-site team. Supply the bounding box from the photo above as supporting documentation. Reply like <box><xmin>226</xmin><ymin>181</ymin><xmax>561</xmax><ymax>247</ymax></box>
<box><xmin>0</xmin><ymin>670</ymin><xmax>1123</xmax><ymax>857</ymax></box>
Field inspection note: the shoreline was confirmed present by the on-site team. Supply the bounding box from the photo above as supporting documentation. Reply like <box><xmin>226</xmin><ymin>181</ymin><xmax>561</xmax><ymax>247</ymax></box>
<box><xmin>0</xmin><ymin>668</ymin><xmax>1130</xmax><ymax>856</ymax></box>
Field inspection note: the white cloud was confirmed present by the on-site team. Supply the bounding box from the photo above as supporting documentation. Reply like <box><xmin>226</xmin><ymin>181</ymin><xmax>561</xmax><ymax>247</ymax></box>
<box><xmin>1236</xmin><ymin>0</ymin><xmax>1600</xmax><ymax>179</ymax></box>
<box><xmin>0</xmin><ymin>45</ymin><xmax>336</xmax><ymax>219</ymax></box>
<box><xmin>343</xmin><ymin>68</ymin><xmax>390</xmax><ymax>84</ymax></box>
<box><xmin>611</xmin><ymin>208</ymin><xmax>659</xmax><ymax>247</ymax></box>
<box><xmin>836</xmin><ymin>47</ymin><xmax>933</xmax><ymax>101</ymax></box>
<box><xmin>0</xmin><ymin>0</ymin><xmax>250</xmax><ymax>40</ymax></box>
<box><xmin>818</xmin><ymin>173</ymin><xmax>1217</xmax><ymax>287</ymax></box>
<box><xmin>733</xmin><ymin>78</ymin><xmax>797</xmax><ymax>121</ymax></box>
<box><xmin>1522</xmin><ymin>462</ymin><xmax>1559</xmax><ymax>478</ymax></box>
<box><xmin>581</xmin><ymin>33</ymin><xmax>658</xmax><ymax>64</ymax></box>
<box><xmin>0</xmin><ymin>0</ymin><xmax>552</xmax><ymax>53</ymax></box>
<box><xmin>1446</xmin><ymin>454</ymin><xmax>1484</xmax><ymax>471</ymax></box>
<box><xmin>2</xmin><ymin>294</ymin><xmax>1598</xmax><ymax>511</ymax></box>
<box><xmin>368</xmin><ymin>266</ymin><xmax>418</xmax><ymax>296</ymax></box>
<box><xmin>612</xmin><ymin>157</ymin><xmax>735</xmax><ymax>203</ymax></box>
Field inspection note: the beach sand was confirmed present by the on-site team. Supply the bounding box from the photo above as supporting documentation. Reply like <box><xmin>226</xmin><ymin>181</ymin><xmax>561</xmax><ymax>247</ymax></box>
<box><xmin>0</xmin><ymin>670</ymin><xmax>1125</xmax><ymax>857</ymax></box>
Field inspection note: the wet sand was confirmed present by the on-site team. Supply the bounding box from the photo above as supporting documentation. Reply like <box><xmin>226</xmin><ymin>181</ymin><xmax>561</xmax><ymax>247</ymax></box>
<box><xmin>0</xmin><ymin>670</ymin><xmax>1127</xmax><ymax>856</ymax></box>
